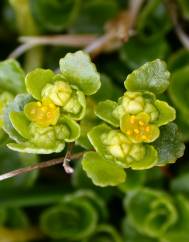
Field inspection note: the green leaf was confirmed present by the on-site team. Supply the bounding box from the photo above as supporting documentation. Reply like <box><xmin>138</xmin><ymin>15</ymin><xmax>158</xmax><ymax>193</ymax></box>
<box><xmin>118</xmin><ymin>169</ymin><xmax>146</xmax><ymax>192</ymax></box>
<box><xmin>153</xmin><ymin>123</ymin><xmax>185</xmax><ymax>166</ymax></box>
<box><xmin>168</xmin><ymin>49</ymin><xmax>189</xmax><ymax>72</ymax></box>
<box><xmin>122</xmin><ymin>218</ymin><xmax>158</xmax><ymax>242</ymax></box>
<box><xmin>164</xmin><ymin>195</ymin><xmax>189</xmax><ymax>242</ymax></box>
<box><xmin>154</xmin><ymin>100</ymin><xmax>176</xmax><ymax>126</ymax></box>
<box><xmin>177</xmin><ymin>0</ymin><xmax>189</xmax><ymax>20</ymax></box>
<box><xmin>88</xmin><ymin>123</ymin><xmax>112</xmax><ymax>159</ymax></box>
<box><xmin>83</xmin><ymin>224</ymin><xmax>123</xmax><ymax>242</ymax></box>
<box><xmin>125</xmin><ymin>59</ymin><xmax>170</xmax><ymax>95</ymax></box>
<box><xmin>95</xmin><ymin>100</ymin><xmax>119</xmax><ymax>127</ymax></box>
<box><xmin>3</xmin><ymin>94</ymin><xmax>33</xmax><ymax>143</ymax></box>
<box><xmin>40</xmin><ymin>197</ymin><xmax>97</xmax><ymax>240</ymax></box>
<box><xmin>9</xmin><ymin>111</ymin><xmax>31</xmax><ymax>139</ymax></box>
<box><xmin>120</xmin><ymin>37</ymin><xmax>169</xmax><ymax>69</ymax></box>
<box><xmin>0</xmin><ymin>147</ymin><xmax>38</xmax><ymax>189</ymax></box>
<box><xmin>82</xmin><ymin>151</ymin><xmax>126</xmax><ymax>187</ymax></box>
<box><xmin>71</xmin><ymin>0</ymin><xmax>119</xmax><ymax>33</ymax></box>
<box><xmin>169</xmin><ymin>66</ymin><xmax>189</xmax><ymax>115</ymax></box>
<box><xmin>7</xmin><ymin>142</ymin><xmax>65</xmax><ymax>154</ymax></box>
<box><xmin>60</xmin><ymin>115</ymin><xmax>80</xmax><ymax>142</ymax></box>
<box><xmin>130</xmin><ymin>145</ymin><xmax>158</xmax><ymax>170</ymax></box>
<box><xmin>30</xmin><ymin>0</ymin><xmax>81</xmax><ymax>32</ymax></box>
<box><xmin>136</xmin><ymin>0</ymin><xmax>171</xmax><ymax>41</ymax></box>
<box><xmin>125</xmin><ymin>188</ymin><xmax>178</xmax><ymax>238</ymax></box>
<box><xmin>0</xmin><ymin>59</ymin><xmax>25</xmax><ymax>94</ymax></box>
<box><xmin>25</xmin><ymin>68</ymin><xmax>54</xmax><ymax>100</ymax></box>
<box><xmin>59</xmin><ymin>51</ymin><xmax>101</xmax><ymax>95</ymax></box>
<box><xmin>171</xmin><ymin>173</ymin><xmax>189</xmax><ymax>195</ymax></box>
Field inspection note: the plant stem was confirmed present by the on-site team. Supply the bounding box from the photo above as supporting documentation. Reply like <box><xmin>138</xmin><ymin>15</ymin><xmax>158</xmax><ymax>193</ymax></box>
<box><xmin>0</xmin><ymin>152</ymin><xmax>83</xmax><ymax>182</ymax></box>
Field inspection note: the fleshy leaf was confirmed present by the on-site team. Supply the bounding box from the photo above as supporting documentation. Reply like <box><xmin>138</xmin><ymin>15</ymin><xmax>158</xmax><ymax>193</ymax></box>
<box><xmin>40</xmin><ymin>196</ymin><xmax>97</xmax><ymax>240</ymax></box>
<box><xmin>7</xmin><ymin>142</ymin><xmax>65</xmax><ymax>154</ymax></box>
<box><xmin>125</xmin><ymin>59</ymin><xmax>170</xmax><ymax>95</ymax></box>
<box><xmin>30</xmin><ymin>0</ymin><xmax>81</xmax><ymax>32</ymax></box>
<box><xmin>154</xmin><ymin>100</ymin><xmax>176</xmax><ymax>126</ymax></box>
<box><xmin>82</xmin><ymin>151</ymin><xmax>126</xmax><ymax>187</ymax></box>
<box><xmin>131</xmin><ymin>145</ymin><xmax>158</xmax><ymax>170</ymax></box>
<box><xmin>3</xmin><ymin>94</ymin><xmax>33</xmax><ymax>143</ymax></box>
<box><xmin>59</xmin><ymin>51</ymin><xmax>101</xmax><ymax>95</ymax></box>
<box><xmin>153</xmin><ymin>123</ymin><xmax>185</xmax><ymax>166</ymax></box>
<box><xmin>25</xmin><ymin>68</ymin><xmax>54</xmax><ymax>100</ymax></box>
<box><xmin>0</xmin><ymin>59</ymin><xmax>25</xmax><ymax>94</ymax></box>
<box><xmin>125</xmin><ymin>188</ymin><xmax>178</xmax><ymax>238</ymax></box>
<box><xmin>60</xmin><ymin>115</ymin><xmax>80</xmax><ymax>142</ymax></box>
<box><xmin>9</xmin><ymin>111</ymin><xmax>31</xmax><ymax>139</ymax></box>
<box><xmin>88</xmin><ymin>123</ymin><xmax>112</xmax><ymax>158</ymax></box>
<box><xmin>95</xmin><ymin>100</ymin><xmax>119</xmax><ymax>127</ymax></box>
<box><xmin>168</xmin><ymin>66</ymin><xmax>189</xmax><ymax>115</ymax></box>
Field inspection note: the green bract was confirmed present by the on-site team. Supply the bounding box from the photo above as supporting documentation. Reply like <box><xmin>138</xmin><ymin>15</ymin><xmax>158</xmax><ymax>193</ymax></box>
<box><xmin>3</xmin><ymin>51</ymin><xmax>100</xmax><ymax>154</ymax></box>
<box><xmin>82</xmin><ymin>59</ymin><xmax>184</xmax><ymax>187</ymax></box>
<box><xmin>0</xmin><ymin>59</ymin><xmax>25</xmax><ymax>144</ymax></box>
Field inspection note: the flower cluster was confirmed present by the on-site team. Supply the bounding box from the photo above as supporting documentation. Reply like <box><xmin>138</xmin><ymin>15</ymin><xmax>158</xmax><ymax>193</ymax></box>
<box><xmin>82</xmin><ymin>59</ymin><xmax>184</xmax><ymax>187</ymax></box>
<box><xmin>3</xmin><ymin>51</ymin><xmax>100</xmax><ymax>153</ymax></box>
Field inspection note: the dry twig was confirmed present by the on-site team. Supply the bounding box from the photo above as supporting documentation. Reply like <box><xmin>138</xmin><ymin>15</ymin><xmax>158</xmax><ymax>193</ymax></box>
<box><xmin>0</xmin><ymin>152</ymin><xmax>83</xmax><ymax>181</ymax></box>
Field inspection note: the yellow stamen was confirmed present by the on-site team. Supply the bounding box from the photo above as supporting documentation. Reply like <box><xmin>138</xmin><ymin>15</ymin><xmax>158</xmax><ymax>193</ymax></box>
<box><xmin>130</xmin><ymin>115</ymin><xmax>135</xmax><ymax>124</ymax></box>
<box><xmin>145</xmin><ymin>126</ymin><xmax>150</xmax><ymax>132</ymax></box>
<box><xmin>139</xmin><ymin>121</ymin><xmax>144</xmax><ymax>126</ymax></box>
<box><xmin>142</xmin><ymin>135</ymin><xmax>147</xmax><ymax>140</ymax></box>
<box><xmin>127</xmin><ymin>130</ymin><xmax>132</xmax><ymax>136</ymax></box>
<box><xmin>134</xmin><ymin>129</ymin><xmax>140</xmax><ymax>134</ymax></box>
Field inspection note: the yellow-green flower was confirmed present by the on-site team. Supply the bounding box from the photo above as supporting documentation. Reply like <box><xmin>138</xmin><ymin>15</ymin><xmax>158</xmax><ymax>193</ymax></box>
<box><xmin>120</xmin><ymin>112</ymin><xmax>160</xmax><ymax>143</ymax></box>
<box><xmin>24</xmin><ymin>98</ymin><xmax>60</xmax><ymax>127</ymax></box>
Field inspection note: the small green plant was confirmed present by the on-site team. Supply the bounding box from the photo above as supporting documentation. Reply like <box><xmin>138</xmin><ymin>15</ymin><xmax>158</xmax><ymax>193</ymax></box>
<box><xmin>0</xmin><ymin>52</ymin><xmax>185</xmax><ymax>187</ymax></box>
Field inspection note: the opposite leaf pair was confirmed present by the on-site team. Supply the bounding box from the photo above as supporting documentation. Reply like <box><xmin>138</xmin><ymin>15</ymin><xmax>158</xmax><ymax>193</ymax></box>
<box><xmin>82</xmin><ymin>60</ymin><xmax>184</xmax><ymax>186</ymax></box>
<box><xmin>3</xmin><ymin>51</ymin><xmax>100</xmax><ymax>153</ymax></box>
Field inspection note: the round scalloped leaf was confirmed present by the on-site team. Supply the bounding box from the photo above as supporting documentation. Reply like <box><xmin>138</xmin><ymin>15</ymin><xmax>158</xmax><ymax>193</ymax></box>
<box><xmin>9</xmin><ymin>111</ymin><xmax>31</xmax><ymax>139</ymax></box>
<box><xmin>30</xmin><ymin>0</ymin><xmax>81</xmax><ymax>32</ymax></box>
<box><xmin>95</xmin><ymin>100</ymin><xmax>119</xmax><ymax>127</ymax></box>
<box><xmin>59</xmin><ymin>51</ymin><xmax>101</xmax><ymax>95</ymax></box>
<box><xmin>125</xmin><ymin>188</ymin><xmax>178</xmax><ymax>238</ymax></box>
<box><xmin>169</xmin><ymin>66</ymin><xmax>189</xmax><ymax>115</ymax></box>
<box><xmin>83</xmin><ymin>224</ymin><xmax>123</xmax><ymax>242</ymax></box>
<box><xmin>25</xmin><ymin>68</ymin><xmax>54</xmax><ymax>100</ymax></box>
<box><xmin>60</xmin><ymin>115</ymin><xmax>80</xmax><ymax>142</ymax></box>
<box><xmin>131</xmin><ymin>145</ymin><xmax>158</xmax><ymax>170</ymax></box>
<box><xmin>7</xmin><ymin>142</ymin><xmax>65</xmax><ymax>154</ymax></box>
<box><xmin>154</xmin><ymin>100</ymin><xmax>176</xmax><ymax>127</ymax></box>
<box><xmin>153</xmin><ymin>123</ymin><xmax>185</xmax><ymax>166</ymax></box>
<box><xmin>3</xmin><ymin>94</ymin><xmax>33</xmax><ymax>143</ymax></box>
<box><xmin>0</xmin><ymin>59</ymin><xmax>25</xmax><ymax>94</ymax></box>
<box><xmin>88</xmin><ymin>123</ymin><xmax>112</xmax><ymax>158</ymax></box>
<box><xmin>82</xmin><ymin>151</ymin><xmax>126</xmax><ymax>187</ymax></box>
<box><xmin>40</xmin><ymin>197</ymin><xmax>97</xmax><ymax>240</ymax></box>
<box><xmin>125</xmin><ymin>59</ymin><xmax>170</xmax><ymax>95</ymax></box>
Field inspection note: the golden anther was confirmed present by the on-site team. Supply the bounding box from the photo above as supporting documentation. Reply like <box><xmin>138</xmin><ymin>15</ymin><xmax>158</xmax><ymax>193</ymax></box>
<box><xmin>41</xmin><ymin>107</ymin><xmax>47</xmax><ymax>112</ymax></box>
<box><xmin>47</xmin><ymin>112</ymin><xmax>52</xmax><ymax>118</ymax></box>
<box><xmin>142</xmin><ymin>135</ymin><xmax>147</xmax><ymax>140</ymax></box>
<box><xmin>30</xmin><ymin>109</ymin><xmax>36</xmax><ymax>115</ymax></box>
<box><xmin>49</xmin><ymin>104</ymin><xmax>55</xmax><ymax>108</ymax></box>
<box><xmin>134</xmin><ymin>129</ymin><xmax>140</xmax><ymax>134</ymax></box>
<box><xmin>139</xmin><ymin>121</ymin><xmax>144</xmax><ymax>126</ymax></box>
<box><xmin>127</xmin><ymin>130</ymin><xmax>132</xmax><ymax>136</ymax></box>
<box><xmin>130</xmin><ymin>115</ymin><xmax>135</xmax><ymax>124</ymax></box>
<box><xmin>37</xmin><ymin>102</ymin><xmax>41</xmax><ymax>107</ymax></box>
<box><xmin>145</xmin><ymin>126</ymin><xmax>150</xmax><ymax>132</ymax></box>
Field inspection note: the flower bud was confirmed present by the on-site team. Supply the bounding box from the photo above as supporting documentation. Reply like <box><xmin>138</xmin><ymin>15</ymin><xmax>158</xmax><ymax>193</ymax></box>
<box><xmin>42</xmin><ymin>81</ymin><xmax>72</xmax><ymax>106</ymax></box>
